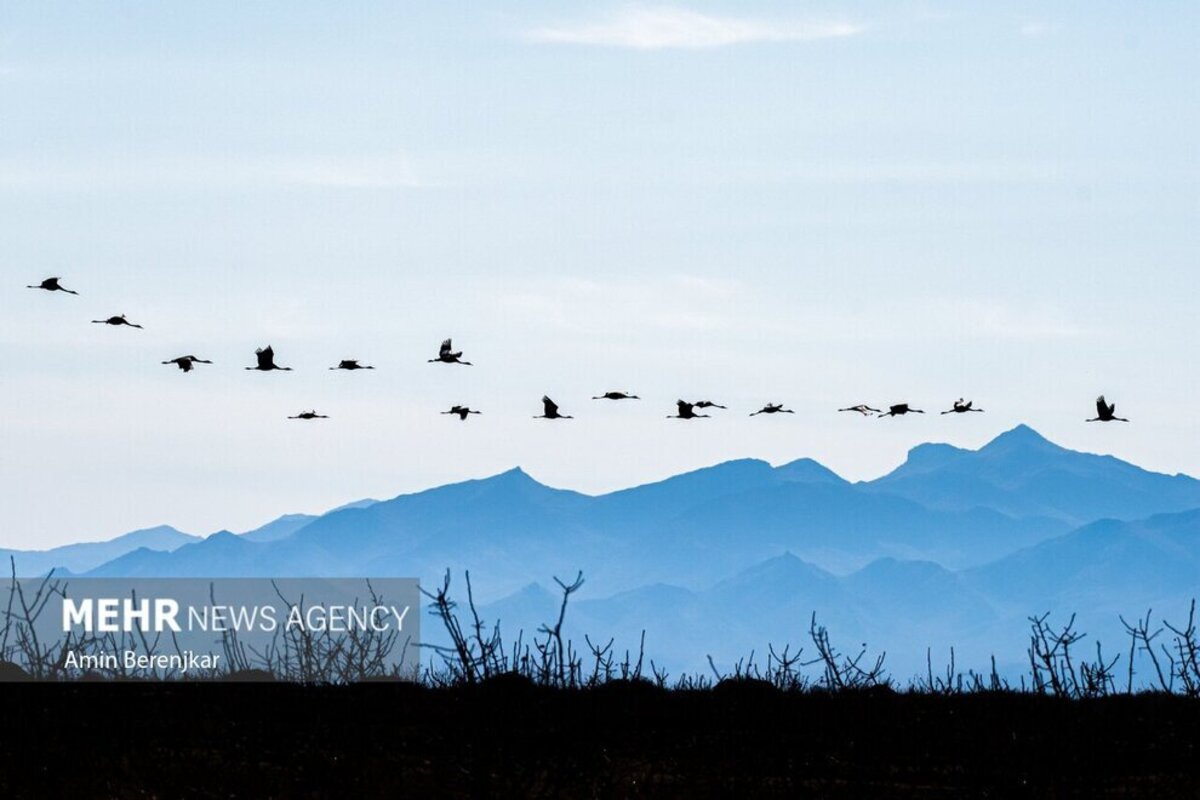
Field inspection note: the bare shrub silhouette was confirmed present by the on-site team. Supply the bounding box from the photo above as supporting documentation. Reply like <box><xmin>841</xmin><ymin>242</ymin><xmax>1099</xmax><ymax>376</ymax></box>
<box><xmin>704</xmin><ymin>645</ymin><xmax>809</xmax><ymax>692</ymax></box>
<box><xmin>225</xmin><ymin>581</ymin><xmax>411</xmax><ymax>683</ymax></box>
<box><xmin>421</xmin><ymin>569</ymin><xmax>602</xmax><ymax>688</ymax></box>
<box><xmin>1162</xmin><ymin>600</ymin><xmax>1200</xmax><ymax>696</ymax></box>
<box><xmin>1122</xmin><ymin>600</ymin><xmax>1200</xmax><ymax>696</ymax></box>
<box><xmin>421</xmin><ymin>569</ymin><xmax>506</xmax><ymax>684</ymax></box>
<box><xmin>418</xmin><ymin>570</ymin><xmax>1200</xmax><ymax>696</ymax></box>
<box><xmin>7</xmin><ymin>562</ymin><xmax>1200</xmax><ymax>695</ymax></box>
<box><xmin>805</xmin><ymin>612</ymin><xmax>890</xmax><ymax>690</ymax></box>
<box><xmin>914</xmin><ymin>648</ymin><xmax>1011</xmax><ymax>694</ymax></box>
<box><xmin>1025</xmin><ymin>612</ymin><xmax>1120</xmax><ymax>697</ymax></box>
<box><xmin>1</xmin><ymin>559</ymin><xmax>92</xmax><ymax>680</ymax></box>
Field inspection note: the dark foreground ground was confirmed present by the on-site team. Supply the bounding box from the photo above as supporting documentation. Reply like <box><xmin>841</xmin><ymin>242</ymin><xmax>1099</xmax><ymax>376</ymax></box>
<box><xmin>1</xmin><ymin>680</ymin><xmax>1198</xmax><ymax>798</ymax></box>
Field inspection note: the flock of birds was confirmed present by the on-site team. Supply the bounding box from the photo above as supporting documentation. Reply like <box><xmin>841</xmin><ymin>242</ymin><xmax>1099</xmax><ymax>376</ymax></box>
<box><xmin>26</xmin><ymin>276</ymin><xmax>1131</xmax><ymax>424</ymax></box>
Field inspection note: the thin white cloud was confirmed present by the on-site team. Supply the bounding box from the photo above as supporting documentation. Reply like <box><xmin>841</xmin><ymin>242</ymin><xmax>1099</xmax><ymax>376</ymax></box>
<box><xmin>492</xmin><ymin>274</ymin><xmax>745</xmax><ymax>335</ymax></box>
<box><xmin>271</xmin><ymin>155</ymin><xmax>423</xmax><ymax>189</ymax></box>
<box><xmin>489</xmin><ymin>278</ymin><xmax>1094</xmax><ymax>345</ymax></box>
<box><xmin>768</xmin><ymin>160</ymin><xmax>1068</xmax><ymax>185</ymax></box>
<box><xmin>0</xmin><ymin>153</ymin><xmax>429</xmax><ymax>192</ymax></box>
<box><xmin>526</xmin><ymin>7</ymin><xmax>861</xmax><ymax>50</ymax></box>
<box><xmin>1019</xmin><ymin>20</ymin><xmax>1056</xmax><ymax>38</ymax></box>
<box><xmin>750</xmin><ymin>298</ymin><xmax>1094</xmax><ymax>344</ymax></box>
<box><xmin>922</xmin><ymin>299</ymin><xmax>1090</xmax><ymax>341</ymax></box>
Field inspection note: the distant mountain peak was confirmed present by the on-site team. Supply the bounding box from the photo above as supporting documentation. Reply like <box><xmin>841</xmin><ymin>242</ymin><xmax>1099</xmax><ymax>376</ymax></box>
<box><xmin>734</xmin><ymin>550</ymin><xmax>829</xmax><ymax>580</ymax></box>
<box><xmin>903</xmin><ymin>442</ymin><xmax>969</xmax><ymax>471</ymax></box>
<box><xmin>452</xmin><ymin>466</ymin><xmax>548</xmax><ymax>491</ymax></box>
<box><xmin>513</xmin><ymin>581</ymin><xmax>552</xmax><ymax>599</ymax></box>
<box><xmin>877</xmin><ymin>426</ymin><xmax>1064</xmax><ymax>480</ymax></box>
<box><xmin>982</xmin><ymin>424</ymin><xmax>1061</xmax><ymax>453</ymax></box>
<box><xmin>774</xmin><ymin>457</ymin><xmax>847</xmax><ymax>485</ymax></box>
<box><xmin>486</xmin><ymin>466</ymin><xmax>556</xmax><ymax>490</ymax></box>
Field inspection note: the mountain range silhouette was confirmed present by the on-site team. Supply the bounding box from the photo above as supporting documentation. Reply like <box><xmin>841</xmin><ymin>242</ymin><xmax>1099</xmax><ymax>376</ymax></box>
<box><xmin>9</xmin><ymin>425</ymin><xmax>1200</xmax><ymax>679</ymax></box>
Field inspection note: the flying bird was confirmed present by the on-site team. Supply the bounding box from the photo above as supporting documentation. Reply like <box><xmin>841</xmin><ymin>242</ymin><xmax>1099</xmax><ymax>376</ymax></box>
<box><xmin>878</xmin><ymin>403</ymin><xmax>924</xmax><ymax>418</ymax></box>
<box><xmin>330</xmin><ymin>359</ymin><xmax>374</xmax><ymax>371</ymax></box>
<box><xmin>1087</xmin><ymin>395</ymin><xmax>1129</xmax><ymax>423</ymax></box>
<box><xmin>442</xmin><ymin>405</ymin><xmax>481</xmax><ymax>420</ymax></box>
<box><xmin>592</xmin><ymin>391</ymin><xmax>640</xmax><ymax>400</ymax></box>
<box><xmin>246</xmin><ymin>346</ymin><xmax>292</xmax><ymax>371</ymax></box>
<box><xmin>91</xmin><ymin>314</ymin><xmax>142</xmax><ymax>329</ymax></box>
<box><xmin>668</xmin><ymin>400</ymin><xmax>710</xmax><ymax>420</ymax></box>
<box><xmin>750</xmin><ymin>403</ymin><xmax>795</xmax><ymax>416</ymax></box>
<box><xmin>839</xmin><ymin>404</ymin><xmax>882</xmax><ymax>416</ymax></box>
<box><xmin>162</xmin><ymin>355</ymin><xmax>212</xmax><ymax>373</ymax></box>
<box><xmin>941</xmin><ymin>399</ymin><xmax>984</xmax><ymax>415</ymax></box>
<box><xmin>534</xmin><ymin>396</ymin><xmax>572</xmax><ymax>419</ymax></box>
<box><xmin>693</xmin><ymin>400</ymin><xmax>727</xmax><ymax>410</ymax></box>
<box><xmin>27</xmin><ymin>277</ymin><xmax>78</xmax><ymax>295</ymax></box>
<box><xmin>428</xmin><ymin>338</ymin><xmax>471</xmax><ymax>365</ymax></box>
<box><xmin>288</xmin><ymin>410</ymin><xmax>329</xmax><ymax>420</ymax></box>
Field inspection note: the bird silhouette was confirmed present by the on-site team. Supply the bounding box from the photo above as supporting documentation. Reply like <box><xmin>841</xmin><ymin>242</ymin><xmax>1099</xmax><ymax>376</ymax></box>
<box><xmin>442</xmin><ymin>405</ymin><xmax>481</xmax><ymax>420</ymax></box>
<box><xmin>534</xmin><ymin>396</ymin><xmax>572</xmax><ymax>419</ymax></box>
<box><xmin>941</xmin><ymin>398</ymin><xmax>984</xmax><ymax>415</ymax></box>
<box><xmin>27</xmin><ymin>277</ymin><xmax>78</xmax><ymax>295</ymax></box>
<box><xmin>1087</xmin><ymin>395</ymin><xmax>1129</xmax><ymax>422</ymax></box>
<box><xmin>428</xmin><ymin>338</ymin><xmax>471</xmax><ymax>365</ymax></box>
<box><xmin>288</xmin><ymin>410</ymin><xmax>329</xmax><ymax>420</ymax></box>
<box><xmin>245</xmin><ymin>346</ymin><xmax>292</xmax><ymax>371</ymax></box>
<box><xmin>91</xmin><ymin>314</ymin><xmax>142</xmax><ymax>329</ymax></box>
<box><xmin>839</xmin><ymin>404</ymin><xmax>882</xmax><ymax>416</ymax></box>
<box><xmin>693</xmin><ymin>400</ymin><xmax>726</xmax><ymax>410</ymax></box>
<box><xmin>668</xmin><ymin>400</ymin><xmax>710</xmax><ymax>419</ymax></box>
<box><xmin>162</xmin><ymin>355</ymin><xmax>212</xmax><ymax>373</ymax></box>
<box><xmin>879</xmin><ymin>403</ymin><xmax>924</xmax><ymax>418</ymax></box>
<box><xmin>750</xmin><ymin>403</ymin><xmax>794</xmax><ymax>416</ymax></box>
<box><xmin>330</xmin><ymin>359</ymin><xmax>374</xmax><ymax>371</ymax></box>
<box><xmin>592</xmin><ymin>391</ymin><xmax>640</xmax><ymax>400</ymax></box>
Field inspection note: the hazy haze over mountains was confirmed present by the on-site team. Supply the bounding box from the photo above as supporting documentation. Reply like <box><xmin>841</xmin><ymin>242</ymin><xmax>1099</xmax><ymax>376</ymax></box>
<box><xmin>13</xmin><ymin>426</ymin><xmax>1200</xmax><ymax>679</ymax></box>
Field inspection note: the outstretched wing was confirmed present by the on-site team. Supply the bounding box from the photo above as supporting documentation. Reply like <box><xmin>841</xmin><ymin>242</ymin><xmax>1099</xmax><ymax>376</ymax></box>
<box><xmin>1096</xmin><ymin>395</ymin><xmax>1108</xmax><ymax>417</ymax></box>
<box><xmin>962</xmin><ymin>400</ymin><xmax>972</xmax><ymax>410</ymax></box>
<box><xmin>439</xmin><ymin>339</ymin><xmax>452</xmax><ymax>356</ymax></box>
<box><xmin>543</xmin><ymin>396</ymin><xmax>558</xmax><ymax>415</ymax></box>
<box><xmin>256</xmin><ymin>346</ymin><xmax>274</xmax><ymax>369</ymax></box>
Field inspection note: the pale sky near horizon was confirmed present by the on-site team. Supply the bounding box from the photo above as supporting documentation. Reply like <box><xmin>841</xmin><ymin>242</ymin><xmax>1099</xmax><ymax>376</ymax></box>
<box><xmin>1</xmin><ymin>2</ymin><xmax>1197</xmax><ymax>547</ymax></box>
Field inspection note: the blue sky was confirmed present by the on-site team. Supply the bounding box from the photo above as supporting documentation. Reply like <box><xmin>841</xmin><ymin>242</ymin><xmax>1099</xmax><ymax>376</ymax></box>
<box><xmin>1</xmin><ymin>2</ymin><xmax>1197</xmax><ymax>547</ymax></box>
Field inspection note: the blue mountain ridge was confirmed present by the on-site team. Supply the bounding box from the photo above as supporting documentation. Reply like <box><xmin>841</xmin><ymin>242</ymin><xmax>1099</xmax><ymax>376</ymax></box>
<box><xmin>57</xmin><ymin>425</ymin><xmax>1200</xmax><ymax>679</ymax></box>
<box><xmin>866</xmin><ymin>424</ymin><xmax>1200</xmax><ymax>525</ymax></box>
<box><xmin>477</xmin><ymin>509</ymin><xmax>1200</xmax><ymax>679</ymax></box>
<box><xmin>1</xmin><ymin>525</ymin><xmax>199</xmax><ymax>577</ymax></box>
<box><xmin>79</xmin><ymin>426</ymin><xmax>1200</xmax><ymax>585</ymax></box>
